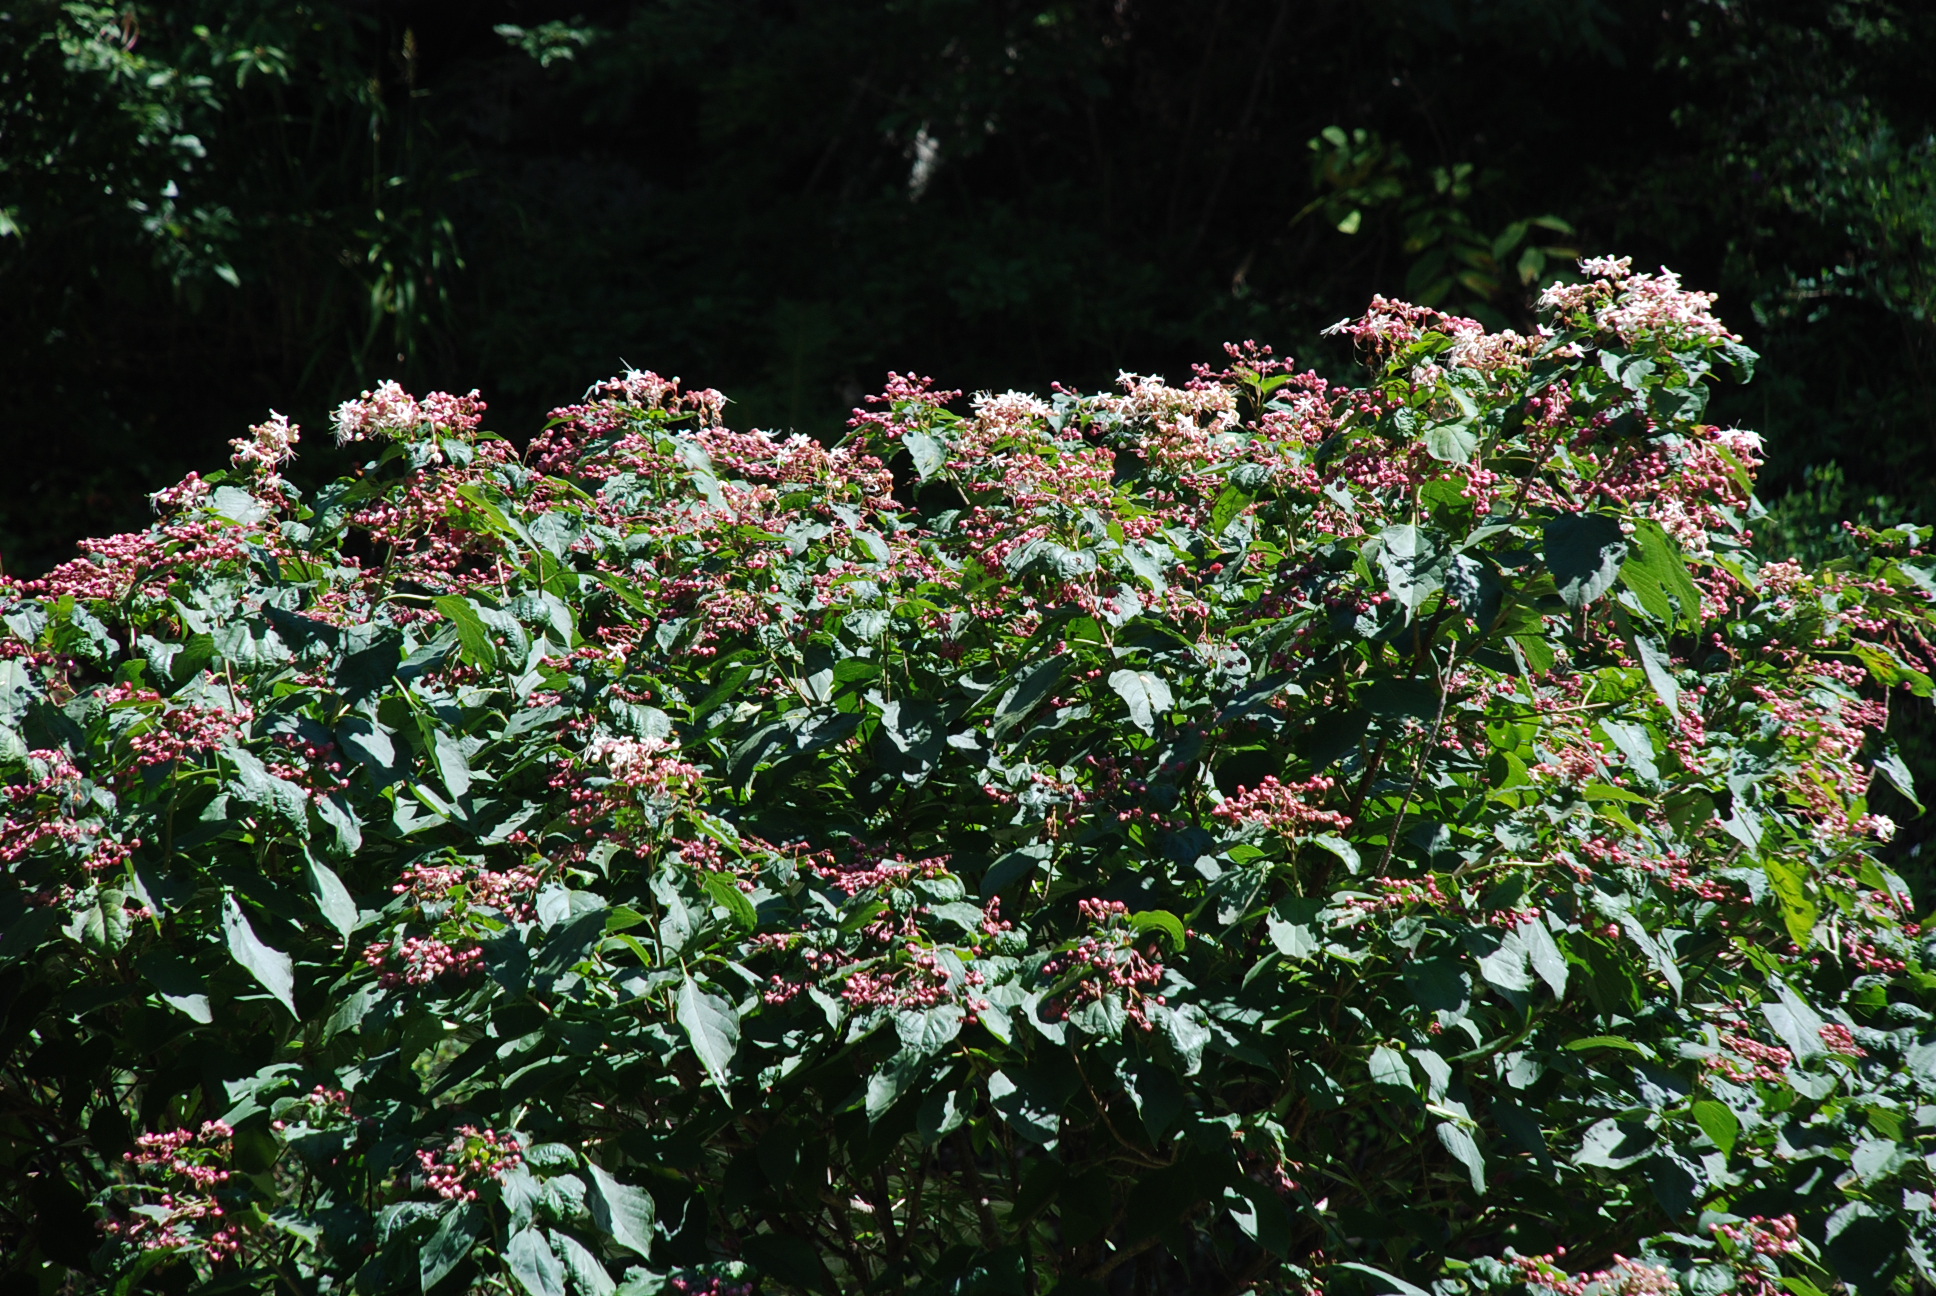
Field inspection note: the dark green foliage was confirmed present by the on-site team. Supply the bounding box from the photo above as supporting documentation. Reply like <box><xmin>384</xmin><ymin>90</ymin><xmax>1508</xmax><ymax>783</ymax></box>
<box><xmin>4</xmin><ymin>267</ymin><xmax>1936</xmax><ymax>1292</ymax></box>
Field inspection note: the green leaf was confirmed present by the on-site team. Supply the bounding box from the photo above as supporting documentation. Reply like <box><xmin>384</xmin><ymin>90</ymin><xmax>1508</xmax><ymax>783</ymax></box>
<box><xmin>1631</xmin><ymin>632</ymin><xmax>1681</xmax><ymax>721</ymax></box>
<box><xmin>1874</xmin><ymin>744</ymin><xmax>1922</xmax><ymax>812</ymax></box>
<box><xmin>1478</xmin><ymin>933</ymin><xmax>1535</xmax><ymax>994</ymax></box>
<box><xmin>1763</xmin><ymin>855</ymin><xmax>1818</xmax><ymax>949</ymax></box>
<box><xmin>1307</xmin><ymin>833</ymin><xmax>1360</xmax><ymax>874</ymax></box>
<box><xmin>981</xmin><ymin>844</ymin><xmax>1049</xmax><ymax>896</ymax></box>
<box><xmin>1543</xmin><ymin>512</ymin><xmax>1628</xmax><ymax>612</ymax></box>
<box><xmin>136</xmin><ymin>950</ymin><xmax>212</xmax><ymax>1024</ymax></box>
<box><xmin>222</xmin><ymin>893</ymin><xmax>297</xmax><ymax>1019</ymax></box>
<box><xmin>1436</xmin><ymin>1121</ymin><xmax>1486</xmax><ymax>1193</ymax></box>
<box><xmin>1619</xmin><ymin>519</ymin><xmax>1702</xmax><ymax>630</ymax></box>
<box><xmin>1445</xmin><ymin>552</ymin><xmax>1503</xmax><ymax>626</ymax></box>
<box><xmin>1762</xmin><ymin>981</ymin><xmax>1828</xmax><ymax>1061</ymax></box>
<box><xmin>896</xmin><ymin>1004</ymin><xmax>964</xmax><ymax>1055</ymax></box>
<box><xmin>1266</xmin><ymin>897</ymin><xmax>1321</xmax><ymax>959</ymax></box>
<box><xmin>1422</xmin><ymin>421</ymin><xmax>1479</xmax><ymax>463</ymax></box>
<box><xmin>1150</xmin><ymin>1002</ymin><xmax>1211</xmax><ymax>1076</ymax></box>
<box><xmin>314</xmin><ymin>792</ymin><xmax>363</xmax><ymax>857</ymax></box>
<box><xmin>677</xmin><ymin>975</ymin><xmax>739</xmax><ymax>1098</ymax></box>
<box><xmin>1521</xmin><ymin>917</ymin><xmax>1567</xmax><ymax>999</ymax></box>
<box><xmin>226</xmin><ymin>746</ymin><xmax>312</xmax><ymax>835</ymax></box>
<box><xmin>304</xmin><ymin>853</ymin><xmax>359</xmax><ymax>940</ymax></box>
<box><xmin>987</xmin><ymin>1068</ymin><xmax>1061</xmax><ymax>1146</ymax></box>
<box><xmin>1108</xmin><ymin>668</ymin><xmax>1174</xmax><ymax>736</ymax></box>
<box><xmin>550</xmin><ymin>1231</ymin><xmax>616</xmax><ymax>1296</ymax></box>
<box><xmin>990</xmin><ymin>658</ymin><xmax>1065</xmax><ymax>739</ymax></box>
<box><xmin>1210</xmin><ymin>482</ymin><xmax>1255</xmax><ymax>535</ymax></box>
<box><xmin>1337</xmin><ymin>1262</ymin><xmax>1434</xmax><ymax>1296</ymax></box>
<box><xmin>700</xmin><ymin>872</ymin><xmax>757</xmax><ymax>931</ymax></box>
<box><xmin>1565</xmin><ymin>1036</ymin><xmax>1651</xmax><ymax>1056</ymax></box>
<box><xmin>868</xmin><ymin>1049</ymin><xmax>929</xmax><ymax>1121</ymax></box>
<box><xmin>420</xmin><ymin>1201</ymin><xmax>486</xmax><ymax>1292</ymax></box>
<box><xmin>1376</xmin><ymin>522</ymin><xmax>1445</xmax><ymax>616</ymax></box>
<box><xmin>504</xmin><ymin>1225</ymin><xmax>567</xmax><ymax>1296</ymax></box>
<box><xmin>903</xmin><ymin>429</ymin><xmax>948</xmax><ymax>481</ymax></box>
<box><xmin>432</xmin><ymin>727</ymin><xmax>472</xmax><ymax>799</ymax></box>
<box><xmin>1849</xmin><ymin>640</ymin><xmax>1933</xmax><ymax>697</ymax></box>
<box><xmin>1573</xmin><ymin>1118</ymin><xmax>1655</xmax><ymax>1169</ymax></box>
<box><xmin>1368</xmin><ymin>1045</ymin><xmax>1411</xmax><ymax>1089</ymax></box>
<box><xmin>1128</xmin><ymin>909</ymin><xmax>1186</xmax><ymax>952</ymax></box>
<box><xmin>434</xmin><ymin>595</ymin><xmax>499</xmax><ymax>671</ymax></box>
<box><xmin>586</xmin><ymin>1162</ymin><xmax>656</xmax><ymax>1258</ymax></box>
<box><xmin>1691</xmin><ymin>1100</ymin><xmax>1738</xmax><ymax>1156</ymax></box>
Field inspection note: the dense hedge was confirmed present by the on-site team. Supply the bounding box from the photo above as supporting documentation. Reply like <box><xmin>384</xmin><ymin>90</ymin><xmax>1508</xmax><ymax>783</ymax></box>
<box><xmin>3</xmin><ymin>259</ymin><xmax>1936</xmax><ymax>1294</ymax></box>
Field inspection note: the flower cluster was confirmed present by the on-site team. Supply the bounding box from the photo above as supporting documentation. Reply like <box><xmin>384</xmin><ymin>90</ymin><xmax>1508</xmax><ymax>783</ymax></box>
<box><xmin>333</xmin><ymin>381</ymin><xmax>486</xmax><ymax>445</ymax></box>
<box><xmin>840</xmin><ymin>956</ymin><xmax>958</xmax><ymax>1011</ymax></box>
<box><xmin>103</xmin><ymin>684</ymin><xmax>253</xmax><ymax>767</ymax></box>
<box><xmin>1537</xmin><ymin>256</ymin><xmax>1738</xmax><ymax>347</ymax></box>
<box><xmin>1211</xmin><ymin>775</ymin><xmax>1351</xmax><ymax>838</ymax></box>
<box><xmin>1</xmin><ymin>748</ymin><xmax>130</xmax><ymax>875</ymax></box>
<box><xmin>811</xmin><ymin>847</ymin><xmax>952</xmax><ymax>897</ymax></box>
<box><xmin>102</xmin><ymin>1122</ymin><xmax>242</xmax><ymax>1263</ymax></box>
<box><xmin>271</xmin><ymin>1085</ymin><xmax>358</xmax><ymax>1132</ymax></box>
<box><xmin>1816</xmin><ymin>1022</ymin><xmax>1867</xmax><ymax>1058</ymax></box>
<box><xmin>1511</xmin><ymin>1251</ymin><xmax>1680</xmax><ymax>1296</ymax></box>
<box><xmin>1709</xmin><ymin>1031</ymin><xmax>1794</xmax><ymax>1085</ymax></box>
<box><xmin>1038</xmin><ymin>899</ymin><xmax>1167</xmax><ymax>1030</ymax></box>
<box><xmin>666</xmin><ymin>1277</ymin><xmax>755</xmax><ymax>1296</ymax></box>
<box><xmin>361</xmin><ymin>936</ymin><xmax>485</xmax><ymax>987</ymax></box>
<box><xmin>395</xmin><ymin>862</ymin><xmax>542</xmax><ymax>922</ymax></box>
<box><xmin>416</xmin><ymin>1127</ymin><xmax>524</xmax><ymax>1201</ymax></box>
<box><xmin>230</xmin><ymin>411</ymin><xmax>299</xmax><ymax>474</ymax></box>
<box><xmin>1709</xmin><ymin>1214</ymin><xmax>1801</xmax><ymax>1296</ymax></box>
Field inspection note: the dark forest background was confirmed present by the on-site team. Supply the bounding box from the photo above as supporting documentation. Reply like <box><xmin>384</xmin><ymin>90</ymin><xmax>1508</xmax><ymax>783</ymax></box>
<box><xmin>6</xmin><ymin>0</ymin><xmax>1932</xmax><ymax>578</ymax></box>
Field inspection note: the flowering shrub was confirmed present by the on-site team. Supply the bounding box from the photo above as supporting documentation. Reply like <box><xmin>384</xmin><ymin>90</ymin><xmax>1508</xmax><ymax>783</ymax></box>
<box><xmin>3</xmin><ymin>258</ymin><xmax>1935</xmax><ymax>1294</ymax></box>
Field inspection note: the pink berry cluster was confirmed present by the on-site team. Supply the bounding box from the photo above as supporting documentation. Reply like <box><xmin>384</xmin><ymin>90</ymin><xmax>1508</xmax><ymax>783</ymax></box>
<box><xmin>811</xmin><ymin>845</ymin><xmax>952</xmax><ymax>897</ymax></box>
<box><xmin>0</xmin><ymin>748</ymin><xmax>131</xmax><ymax>874</ymax></box>
<box><xmin>1039</xmin><ymin>899</ymin><xmax>1168</xmax><ymax>1030</ymax></box>
<box><xmin>1816</xmin><ymin>1022</ymin><xmax>1867</xmax><ymax>1057</ymax></box>
<box><xmin>1708</xmin><ymin>1031</ymin><xmax>1794</xmax><ymax>1085</ymax></box>
<box><xmin>271</xmin><ymin>1084</ymin><xmax>358</xmax><ymax>1133</ymax></box>
<box><xmin>1511</xmin><ymin>1250</ymin><xmax>1679</xmax><ymax>1296</ymax></box>
<box><xmin>1211</xmin><ymin>775</ymin><xmax>1351</xmax><ymax>838</ymax></box>
<box><xmin>395</xmin><ymin>861</ymin><xmax>542</xmax><ymax>922</ymax></box>
<box><xmin>361</xmin><ymin>935</ymin><xmax>485</xmax><ymax>987</ymax></box>
<box><xmin>840</xmin><ymin>955</ymin><xmax>960</xmax><ymax>1012</ymax></box>
<box><xmin>668</xmin><ymin>1278</ymin><xmax>754</xmax><ymax>1296</ymax></box>
<box><xmin>102</xmin><ymin>1121</ymin><xmax>243</xmax><ymax>1262</ymax></box>
<box><xmin>1343</xmin><ymin>874</ymin><xmax>1451</xmax><ymax>918</ymax></box>
<box><xmin>1709</xmin><ymin>1214</ymin><xmax>1801</xmax><ymax>1296</ymax></box>
<box><xmin>1712</xmin><ymin>1213</ymin><xmax>1800</xmax><ymax>1257</ymax></box>
<box><xmin>101</xmin><ymin>683</ymin><xmax>254</xmax><ymax>768</ymax></box>
<box><xmin>416</xmin><ymin>1126</ymin><xmax>524</xmax><ymax>1200</ymax></box>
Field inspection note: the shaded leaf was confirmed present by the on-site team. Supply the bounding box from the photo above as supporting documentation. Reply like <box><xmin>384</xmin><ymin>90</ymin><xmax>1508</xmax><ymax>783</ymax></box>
<box><xmin>222</xmin><ymin>894</ymin><xmax>297</xmax><ymax>1019</ymax></box>
<box><xmin>677</xmin><ymin>975</ymin><xmax>739</xmax><ymax>1097</ymax></box>
<box><xmin>304</xmin><ymin>853</ymin><xmax>359</xmax><ymax>940</ymax></box>
<box><xmin>1543</xmin><ymin>512</ymin><xmax>1628</xmax><ymax>611</ymax></box>
<box><xmin>1108</xmin><ymin>668</ymin><xmax>1174</xmax><ymax>736</ymax></box>
<box><xmin>420</xmin><ymin>1201</ymin><xmax>485</xmax><ymax>1293</ymax></box>
<box><xmin>504</xmin><ymin>1225</ymin><xmax>566</xmax><ymax>1296</ymax></box>
<box><xmin>586</xmin><ymin>1162</ymin><xmax>655</xmax><ymax>1259</ymax></box>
